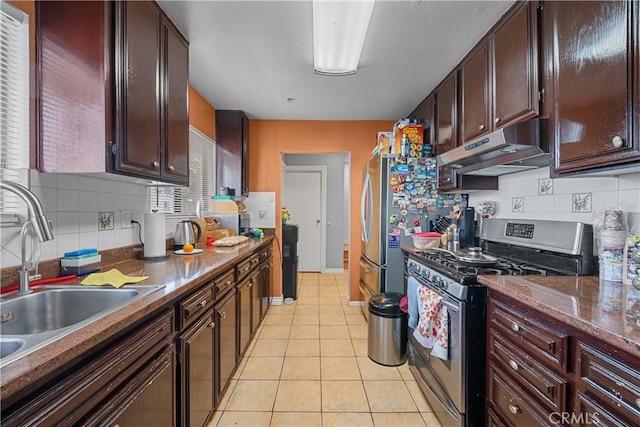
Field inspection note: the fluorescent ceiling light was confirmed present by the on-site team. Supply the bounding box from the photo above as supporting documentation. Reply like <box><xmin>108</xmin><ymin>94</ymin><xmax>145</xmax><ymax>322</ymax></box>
<box><xmin>313</xmin><ymin>0</ymin><xmax>375</xmax><ymax>76</ymax></box>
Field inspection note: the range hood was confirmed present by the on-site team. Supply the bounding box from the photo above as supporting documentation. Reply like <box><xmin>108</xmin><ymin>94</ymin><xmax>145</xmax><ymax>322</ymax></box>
<box><xmin>437</xmin><ymin>118</ymin><xmax>549</xmax><ymax>176</ymax></box>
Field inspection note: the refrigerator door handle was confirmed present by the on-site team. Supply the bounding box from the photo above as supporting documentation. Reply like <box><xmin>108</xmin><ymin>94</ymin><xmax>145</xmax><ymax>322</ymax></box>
<box><xmin>365</xmin><ymin>172</ymin><xmax>373</xmax><ymax>243</ymax></box>
<box><xmin>361</xmin><ymin>172</ymin><xmax>370</xmax><ymax>243</ymax></box>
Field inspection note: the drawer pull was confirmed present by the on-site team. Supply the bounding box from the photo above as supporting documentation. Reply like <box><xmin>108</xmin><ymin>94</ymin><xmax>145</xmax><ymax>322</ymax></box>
<box><xmin>209</xmin><ymin>321</ymin><xmax>215</xmax><ymax>328</ymax></box>
<box><xmin>511</xmin><ymin>322</ymin><xmax>520</xmax><ymax>332</ymax></box>
<box><xmin>509</xmin><ymin>359</ymin><xmax>519</xmax><ymax>371</ymax></box>
<box><xmin>248</xmin><ymin>281</ymin><xmax>253</xmax><ymax>288</ymax></box>
<box><xmin>479</xmin><ymin>124</ymin><xmax>485</xmax><ymax>131</ymax></box>
<box><xmin>199</xmin><ymin>300</ymin><xmax>207</xmax><ymax>307</ymax></box>
<box><xmin>220</xmin><ymin>311</ymin><xmax>226</xmax><ymax>319</ymax></box>
<box><xmin>508</xmin><ymin>404</ymin><xmax>520</xmax><ymax>415</ymax></box>
<box><xmin>636</xmin><ymin>398</ymin><xmax>640</xmax><ymax>409</ymax></box>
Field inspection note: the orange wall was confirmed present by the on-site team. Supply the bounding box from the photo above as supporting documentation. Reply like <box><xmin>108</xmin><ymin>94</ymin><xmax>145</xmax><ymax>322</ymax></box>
<box><xmin>249</xmin><ymin>120</ymin><xmax>394</xmax><ymax>301</ymax></box>
<box><xmin>189</xmin><ymin>86</ymin><xmax>216</xmax><ymax>139</ymax></box>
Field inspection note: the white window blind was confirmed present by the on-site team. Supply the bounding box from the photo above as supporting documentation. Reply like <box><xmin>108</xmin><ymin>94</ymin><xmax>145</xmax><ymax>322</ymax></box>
<box><xmin>0</xmin><ymin>2</ymin><xmax>29</xmax><ymax>215</ymax></box>
<box><xmin>149</xmin><ymin>126</ymin><xmax>216</xmax><ymax>215</ymax></box>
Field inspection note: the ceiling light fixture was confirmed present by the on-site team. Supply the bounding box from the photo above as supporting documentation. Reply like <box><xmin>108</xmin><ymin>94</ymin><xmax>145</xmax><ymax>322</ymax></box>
<box><xmin>312</xmin><ymin>0</ymin><xmax>375</xmax><ymax>76</ymax></box>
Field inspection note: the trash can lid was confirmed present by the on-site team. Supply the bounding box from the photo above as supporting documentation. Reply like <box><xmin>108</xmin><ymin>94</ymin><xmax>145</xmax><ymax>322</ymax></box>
<box><xmin>368</xmin><ymin>292</ymin><xmax>405</xmax><ymax>317</ymax></box>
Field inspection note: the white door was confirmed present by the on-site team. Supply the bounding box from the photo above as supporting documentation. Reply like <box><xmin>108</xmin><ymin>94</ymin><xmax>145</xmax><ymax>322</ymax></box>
<box><xmin>283</xmin><ymin>168</ymin><xmax>324</xmax><ymax>272</ymax></box>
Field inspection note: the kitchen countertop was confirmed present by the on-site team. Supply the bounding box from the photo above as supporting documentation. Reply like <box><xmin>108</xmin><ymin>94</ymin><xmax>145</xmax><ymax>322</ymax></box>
<box><xmin>0</xmin><ymin>236</ymin><xmax>273</xmax><ymax>402</ymax></box>
<box><xmin>478</xmin><ymin>275</ymin><xmax>640</xmax><ymax>357</ymax></box>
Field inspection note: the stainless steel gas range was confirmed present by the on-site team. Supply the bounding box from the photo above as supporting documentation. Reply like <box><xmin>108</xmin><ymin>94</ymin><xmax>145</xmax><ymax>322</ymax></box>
<box><xmin>405</xmin><ymin>218</ymin><xmax>595</xmax><ymax>427</ymax></box>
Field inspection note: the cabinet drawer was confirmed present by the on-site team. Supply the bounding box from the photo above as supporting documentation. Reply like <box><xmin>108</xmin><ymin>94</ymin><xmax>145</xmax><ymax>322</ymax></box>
<box><xmin>260</xmin><ymin>245</ymin><xmax>273</xmax><ymax>262</ymax></box>
<box><xmin>488</xmin><ymin>365</ymin><xmax>554</xmax><ymax>427</ymax></box>
<box><xmin>489</xmin><ymin>331</ymin><xmax>568</xmax><ymax>412</ymax></box>
<box><xmin>577</xmin><ymin>342</ymin><xmax>640</xmax><ymax>421</ymax></box>
<box><xmin>236</xmin><ymin>255</ymin><xmax>259</xmax><ymax>281</ymax></box>
<box><xmin>487</xmin><ymin>405</ymin><xmax>508</xmax><ymax>427</ymax></box>
<box><xmin>213</xmin><ymin>269</ymin><xmax>236</xmax><ymax>298</ymax></box>
<box><xmin>490</xmin><ymin>299</ymin><xmax>568</xmax><ymax>371</ymax></box>
<box><xmin>576</xmin><ymin>392</ymin><xmax>636</xmax><ymax>427</ymax></box>
<box><xmin>178</xmin><ymin>282</ymin><xmax>214</xmax><ymax>328</ymax></box>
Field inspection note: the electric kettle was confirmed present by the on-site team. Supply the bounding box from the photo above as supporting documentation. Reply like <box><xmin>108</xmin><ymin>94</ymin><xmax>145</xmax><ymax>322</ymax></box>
<box><xmin>173</xmin><ymin>220</ymin><xmax>202</xmax><ymax>250</ymax></box>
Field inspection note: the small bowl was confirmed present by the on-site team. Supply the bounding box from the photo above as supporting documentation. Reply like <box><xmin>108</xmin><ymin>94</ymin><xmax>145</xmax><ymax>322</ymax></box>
<box><xmin>411</xmin><ymin>232</ymin><xmax>441</xmax><ymax>250</ymax></box>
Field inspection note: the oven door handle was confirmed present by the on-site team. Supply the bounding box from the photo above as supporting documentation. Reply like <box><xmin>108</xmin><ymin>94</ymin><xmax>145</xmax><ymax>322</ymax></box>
<box><xmin>441</xmin><ymin>299</ymin><xmax>460</xmax><ymax>313</ymax></box>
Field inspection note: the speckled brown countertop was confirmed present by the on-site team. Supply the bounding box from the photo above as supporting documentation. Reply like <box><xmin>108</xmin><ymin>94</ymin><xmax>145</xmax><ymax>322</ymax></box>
<box><xmin>477</xmin><ymin>275</ymin><xmax>640</xmax><ymax>357</ymax></box>
<box><xmin>0</xmin><ymin>237</ymin><xmax>273</xmax><ymax>401</ymax></box>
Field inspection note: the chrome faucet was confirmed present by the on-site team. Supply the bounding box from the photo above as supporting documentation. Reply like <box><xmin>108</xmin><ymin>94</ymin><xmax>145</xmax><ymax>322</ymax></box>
<box><xmin>1</xmin><ymin>181</ymin><xmax>54</xmax><ymax>294</ymax></box>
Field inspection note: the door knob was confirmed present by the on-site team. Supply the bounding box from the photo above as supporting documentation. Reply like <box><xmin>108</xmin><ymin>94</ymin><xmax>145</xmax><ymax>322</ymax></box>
<box><xmin>316</xmin><ymin>219</ymin><xmax>321</xmax><ymax>225</ymax></box>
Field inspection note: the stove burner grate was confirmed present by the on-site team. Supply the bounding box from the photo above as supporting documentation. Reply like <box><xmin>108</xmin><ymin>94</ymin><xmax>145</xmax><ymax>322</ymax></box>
<box><xmin>415</xmin><ymin>251</ymin><xmax>550</xmax><ymax>277</ymax></box>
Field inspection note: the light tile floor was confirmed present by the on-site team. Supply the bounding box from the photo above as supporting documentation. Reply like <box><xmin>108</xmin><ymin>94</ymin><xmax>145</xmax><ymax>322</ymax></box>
<box><xmin>207</xmin><ymin>272</ymin><xmax>442</xmax><ymax>427</ymax></box>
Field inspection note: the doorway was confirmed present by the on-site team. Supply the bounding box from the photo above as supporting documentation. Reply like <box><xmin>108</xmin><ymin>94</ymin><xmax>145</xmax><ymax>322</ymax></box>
<box><xmin>282</xmin><ymin>166</ymin><xmax>326</xmax><ymax>272</ymax></box>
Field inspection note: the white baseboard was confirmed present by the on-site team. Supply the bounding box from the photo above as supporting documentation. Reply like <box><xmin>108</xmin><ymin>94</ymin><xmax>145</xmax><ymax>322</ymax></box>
<box><xmin>322</xmin><ymin>268</ymin><xmax>344</xmax><ymax>274</ymax></box>
<box><xmin>270</xmin><ymin>295</ymin><xmax>284</xmax><ymax>306</ymax></box>
<box><xmin>347</xmin><ymin>300</ymin><xmax>364</xmax><ymax>307</ymax></box>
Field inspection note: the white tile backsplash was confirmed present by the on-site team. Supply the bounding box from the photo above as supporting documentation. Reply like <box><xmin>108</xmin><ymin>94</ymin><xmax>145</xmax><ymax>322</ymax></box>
<box><xmin>245</xmin><ymin>192</ymin><xmax>276</xmax><ymax>228</ymax></box>
<box><xmin>469</xmin><ymin>167</ymin><xmax>640</xmax><ymax>225</ymax></box>
<box><xmin>1</xmin><ymin>172</ymin><xmax>151</xmax><ymax>268</ymax></box>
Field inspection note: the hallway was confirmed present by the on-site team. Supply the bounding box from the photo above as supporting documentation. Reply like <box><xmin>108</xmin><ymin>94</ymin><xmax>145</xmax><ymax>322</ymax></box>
<box><xmin>207</xmin><ymin>272</ymin><xmax>441</xmax><ymax>426</ymax></box>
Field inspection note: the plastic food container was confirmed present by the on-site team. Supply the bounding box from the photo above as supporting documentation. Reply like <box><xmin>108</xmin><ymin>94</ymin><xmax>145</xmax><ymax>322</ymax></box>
<box><xmin>411</xmin><ymin>232</ymin><xmax>441</xmax><ymax>250</ymax></box>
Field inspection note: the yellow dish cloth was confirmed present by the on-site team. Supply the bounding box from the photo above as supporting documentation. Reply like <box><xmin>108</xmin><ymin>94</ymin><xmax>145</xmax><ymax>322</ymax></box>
<box><xmin>81</xmin><ymin>269</ymin><xmax>149</xmax><ymax>289</ymax></box>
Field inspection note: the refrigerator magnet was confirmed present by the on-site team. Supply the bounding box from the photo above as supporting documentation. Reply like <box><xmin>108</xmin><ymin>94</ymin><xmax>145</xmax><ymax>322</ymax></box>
<box><xmin>389</xmin><ymin>215</ymin><xmax>397</xmax><ymax>225</ymax></box>
<box><xmin>389</xmin><ymin>173</ymin><xmax>399</xmax><ymax>185</ymax></box>
<box><xmin>400</xmin><ymin>209</ymin><xmax>408</xmax><ymax>216</ymax></box>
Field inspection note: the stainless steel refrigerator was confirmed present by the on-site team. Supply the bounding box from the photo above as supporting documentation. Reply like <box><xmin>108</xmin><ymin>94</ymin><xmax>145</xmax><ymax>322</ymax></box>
<box><xmin>359</xmin><ymin>155</ymin><xmax>438</xmax><ymax>320</ymax></box>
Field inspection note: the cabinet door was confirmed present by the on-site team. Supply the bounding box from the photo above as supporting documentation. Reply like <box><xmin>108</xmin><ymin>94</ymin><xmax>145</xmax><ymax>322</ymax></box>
<box><xmin>461</xmin><ymin>41</ymin><xmax>491</xmax><ymax>142</ymax></box>
<box><xmin>409</xmin><ymin>95</ymin><xmax>435</xmax><ymax>145</ymax></box>
<box><xmin>114</xmin><ymin>0</ymin><xmax>162</xmax><ymax>178</ymax></box>
<box><xmin>250</xmin><ymin>271</ymin><xmax>261</xmax><ymax>334</ymax></box>
<box><xmin>492</xmin><ymin>1</ymin><xmax>539</xmax><ymax>129</ymax></box>
<box><xmin>216</xmin><ymin>110</ymin><xmax>249</xmax><ymax>197</ymax></box>
<box><xmin>547</xmin><ymin>1</ymin><xmax>640</xmax><ymax>174</ymax></box>
<box><xmin>260</xmin><ymin>258</ymin><xmax>272</xmax><ymax>321</ymax></box>
<box><xmin>237</xmin><ymin>278</ymin><xmax>252</xmax><ymax>357</ymax></box>
<box><xmin>162</xmin><ymin>19</ymin><xmax>189</xmax><ymax>184</ymax></box>
<box><xmin>215</xmin><ymin>291</ymin><xmax>237</xmax><ymax>404</ymax></box>
<box><xmin>178</xmin><ymin>313</ymin><xmax>214</xmax><ymax>427</ymax></box>
<box><xmin>435</xmin><ymin>72</ymin><xmax>458</xmax><ymax>155</ymax></box>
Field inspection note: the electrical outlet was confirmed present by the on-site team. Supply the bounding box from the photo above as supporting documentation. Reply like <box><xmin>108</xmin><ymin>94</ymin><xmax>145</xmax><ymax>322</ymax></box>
<box><xmin>121</xmin><ymin>210</ymin><xmax>133</xmax><ymax>228</ymax></box>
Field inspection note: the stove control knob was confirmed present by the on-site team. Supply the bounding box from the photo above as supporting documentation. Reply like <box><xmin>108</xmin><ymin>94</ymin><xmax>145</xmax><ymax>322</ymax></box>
<box><xmin>421</xmin><ymin>269</ymin><xmax>430</xmax><ymax>279</ymax></box>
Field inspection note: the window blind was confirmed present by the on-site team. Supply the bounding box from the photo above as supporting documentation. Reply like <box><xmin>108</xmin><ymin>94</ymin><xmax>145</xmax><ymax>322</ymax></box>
<box><xmin>149</xmin><ymin>126</ymin><xmax>216</xmax><ymax>215</ymax></box>
<box><xmin>0</xmin><ymin>2</ymin><xmax>29</xmax><ymax>215</ymax></box>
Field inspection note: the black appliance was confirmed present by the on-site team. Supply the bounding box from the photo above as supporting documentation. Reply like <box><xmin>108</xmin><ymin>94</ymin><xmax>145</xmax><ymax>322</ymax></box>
<box><xmin>406</xmin><ymin>218</ymin><xmax>594</xmax><ymax>427</ymax></box>
<box><xmin>282</xmin><ymin>224</ymin><xmax>299</xmax><ymax>300</ymax></box>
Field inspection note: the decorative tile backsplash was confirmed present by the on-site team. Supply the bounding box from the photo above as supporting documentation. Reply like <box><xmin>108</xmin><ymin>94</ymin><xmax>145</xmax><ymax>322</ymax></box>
<box><xmin>469</xmin><ymin>167</ymin><xmax>640</xmax><ymax>225</ymax></box>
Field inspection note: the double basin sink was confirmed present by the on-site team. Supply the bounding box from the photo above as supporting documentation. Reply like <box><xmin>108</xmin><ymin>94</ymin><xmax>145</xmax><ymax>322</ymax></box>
<box><xmin>0</xmin><ymin>285</ymin><xmax>164</xmax><ymax>366</ymax></box>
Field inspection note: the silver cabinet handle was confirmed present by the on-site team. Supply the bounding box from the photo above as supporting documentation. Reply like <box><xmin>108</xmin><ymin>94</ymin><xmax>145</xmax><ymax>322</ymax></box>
<box><xmin>209</xmin><ymin>321</ymin><xmax>215</xmax><ymax>328</ymax></box>
<box><xmin>199</xmin><ymin>300</ymin><xmax>207</xmax><ymax>307</ymax></box>
<box><xmin>635</xmin><ymin>398</ymin><xmax>640</xmax><ymax>409</ymax></box>
<box><xmin>508</xmin><ymin>404</ymin><xmax>520</xmax><ymax>415</ymax></box>
<box><xmin>612</xmin><ymin>135</ymin><xmax>624</xmax><ymax>148</ymax></box>
<box><xmin>479</xmin><ymin>124</ymin><xmax>485</xmax><ymax>131</ymax></box>
<box><xmin>169</xmin><ymin>165</ymin><xmax>175</xmax><ymax>171</ymax></box>
<box><xmin>152</xmin><ymin>161</ymin><xmax>159</xmax><ymax>168</ymax></box>
<box><xmin>509</xmin><ymin>359</ymin><xmax>519</xmax><ymax>371</ymax></box>
<box><xmin>494</xmin><ymin>117</ymin><xmax>500</xmax><ymax>124</ymax></box>
<box><xmin>220</xmin><ymin>311</ymin><xmax>226</xmax><ymax>319</ymax></box>
<box><xmin>248</xmin><ymin>281</ymin><xmax>253</xmax><ymax>288</ymax></box>
<box><xmin>511</xmin><ymin>322</ymin><xmax>520</xmax><ymax>332</ymax></box>
<box><xmin>446</xmin><ymin>177</ymin><xmax>451</xmax><ymax>182</ymax></box>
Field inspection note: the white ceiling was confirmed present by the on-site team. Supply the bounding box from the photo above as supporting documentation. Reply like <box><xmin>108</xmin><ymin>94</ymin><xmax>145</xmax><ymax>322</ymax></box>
<box><xmin>158</xmin><ymin>0</ymin><xmax>515</xmax><ymax>120</ymax></box>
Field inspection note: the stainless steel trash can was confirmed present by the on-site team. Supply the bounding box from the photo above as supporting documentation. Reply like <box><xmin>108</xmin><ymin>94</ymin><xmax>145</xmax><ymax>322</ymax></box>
<box><xmin>367</xmin><ymin>292</ymin><xmax>407</xmax><ymax>366</ymax></box>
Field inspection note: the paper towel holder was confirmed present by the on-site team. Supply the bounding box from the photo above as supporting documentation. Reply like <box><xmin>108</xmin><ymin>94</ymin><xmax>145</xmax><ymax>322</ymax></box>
<box><xmin>136</xmin><ymin>250</ymin><xmax>169</xmax><ymax>262</ymax></box>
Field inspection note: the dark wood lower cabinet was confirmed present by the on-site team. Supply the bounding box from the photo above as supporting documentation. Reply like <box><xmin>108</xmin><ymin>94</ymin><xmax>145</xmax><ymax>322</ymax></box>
<box><xmin>260</xmin><ymin>257</ymin><xmax>273</xmax><ymax>321</ymax></box>
<box><xmin>178</xmin><ymin>312</ymin><xmax>215</xmax><ymax>427</ymax></box>
<box><xmin>487</xmin><ymin>290</ymin><xmax>640</xmax><ymax>427</ymax></box>
<box><xmin>237</xmin><ymin>276</ymin><xmax>252</xmax><ymax>358</ymax></box>
<box><xmin>2</xmin><ymin>310</ymin><xmax>174</xmax><ymax>426</ymax></box>
<box><xmin>215</xmin><ymin>290</ymin><xmax>237</xmax><ymax>404</ymax></box>
<box><xmin>250</xmin><ymin>270</ymin><xmax>261</xmax><ymax>335</ymax></box>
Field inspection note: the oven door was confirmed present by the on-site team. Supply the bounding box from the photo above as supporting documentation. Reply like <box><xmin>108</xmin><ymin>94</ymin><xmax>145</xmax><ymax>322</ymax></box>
<box><xmin>408</xmin><ymin>275</ymin><xmax>465</xmax><ymax>413</ymax></box>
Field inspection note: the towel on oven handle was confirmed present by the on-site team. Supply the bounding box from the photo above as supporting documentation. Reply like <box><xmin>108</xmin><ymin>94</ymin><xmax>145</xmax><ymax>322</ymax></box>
<box><xmin>413</xmin><ymin>286</ymin><xmax>449</xmax><ymax>360</ymax></box>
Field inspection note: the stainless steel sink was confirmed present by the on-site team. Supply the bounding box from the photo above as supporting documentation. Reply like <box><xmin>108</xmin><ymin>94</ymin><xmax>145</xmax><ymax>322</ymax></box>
<box><xmin>0</xmin><ymin>285</ymin><xmax>164</xmax><ymax>365</ymax></box>
<box><xmin>0</xmin><ymin>338</ymin><xmax>24</xmax><ymax>359</ymax></box>
<box><xmin>1</xmin><ymin>288</ymin><xmax>141</xmax><ymax>335</ymax></box>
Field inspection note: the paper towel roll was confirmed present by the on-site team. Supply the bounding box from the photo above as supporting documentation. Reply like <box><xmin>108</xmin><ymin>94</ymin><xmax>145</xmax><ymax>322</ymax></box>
<box><xmin>144</xmin><ymin>212</ymin><xmax>166</xmax><ymax>258</ymax></box>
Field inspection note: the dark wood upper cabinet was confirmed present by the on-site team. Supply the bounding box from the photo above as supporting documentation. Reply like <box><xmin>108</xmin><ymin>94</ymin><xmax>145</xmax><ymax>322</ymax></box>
<box><xmin>460</xmin><ymin>1</ymin><xmax>539</xmax><ymax>143</ymax></box>
<box><xmin>545</xmin><ymin>0</ymin><xmax>640</xmax><ymax>176</ymax></box>
<box><xmin>408</xmin><ymin>94</ymin><xmax>435</xmax><ymax>145</ymax></box>
<box><xmin>435</xmin><ymin>71</ymin><xmax>459</xmax><ymax>156</ymax></box>
<box><xmin>216</xmin><ymin>110</ymin><xmax>250</xmax><ymax>197</ymax></box>
<box><xmin>37</xmin><ymin>1</ymin><xmax>189</xmax><ymax>185</ymax></box>
<box><xmin>461</xmin><ymin>41</ymin><xmax>491</xmax><ymax>142</ymax></box>
<box><xmin>492</xmin><ymin>1</ymin><xmax>540</xmax><ymax>129</ymax></box>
